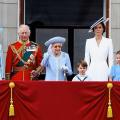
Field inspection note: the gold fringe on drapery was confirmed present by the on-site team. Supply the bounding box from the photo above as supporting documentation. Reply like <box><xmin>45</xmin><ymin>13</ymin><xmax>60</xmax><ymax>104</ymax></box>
<box><xmin>107</xmin><ymin>83</ymin><xmax>113</xmax><ymax>118</ymax></box>
<box><xmin>9</xmin><ymin>82</ymin><xmax>15</xmax><ymax>116</ymax></box>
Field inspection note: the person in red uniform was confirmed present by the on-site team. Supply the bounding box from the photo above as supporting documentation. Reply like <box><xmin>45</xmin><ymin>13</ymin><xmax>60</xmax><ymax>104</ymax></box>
<box><xmin>5</xmin><ymin>24</ymin><xmax>42</xmax><ymax>81</ymax></box>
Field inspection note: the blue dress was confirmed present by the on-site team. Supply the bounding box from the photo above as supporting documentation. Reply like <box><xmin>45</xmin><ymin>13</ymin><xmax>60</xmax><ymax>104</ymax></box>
<box><xmin>0</xmin><ymin>44</ymin><xmax>5</xmax><ymax>80</ymax></box>
<box><xmin>110</xmin><ymin>64</ymin><xmax>120</xmax><ymax>81</ymax></box>
<box><xmin>41</xmin><ymin>51</ymin><xmax>72</xmax><ymax>81</ymax></box>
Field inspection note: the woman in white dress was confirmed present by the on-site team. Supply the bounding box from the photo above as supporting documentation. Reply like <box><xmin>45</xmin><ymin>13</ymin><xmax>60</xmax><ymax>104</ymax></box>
<box><xmin>85</xmin><ymin>17</ymin><xmax>113</xmax><ymax>81</ymax></box>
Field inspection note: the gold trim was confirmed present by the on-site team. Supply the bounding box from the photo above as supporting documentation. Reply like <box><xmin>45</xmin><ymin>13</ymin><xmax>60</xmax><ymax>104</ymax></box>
<box><xmin>9</xmin><ymin>82</ymin><xmax>15</xmax><ymax>116</ymax></box>
<box><xmin>107</xmin><ymin>83</ymin><xmax>113</xmax><ymax>118</ymax></box>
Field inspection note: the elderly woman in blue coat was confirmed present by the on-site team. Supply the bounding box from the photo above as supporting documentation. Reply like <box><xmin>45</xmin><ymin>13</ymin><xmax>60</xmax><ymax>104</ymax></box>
<box><xmin>32</xmin><ymin>36</ymin><xmax>72</xmax><ymax>81</ymax></box>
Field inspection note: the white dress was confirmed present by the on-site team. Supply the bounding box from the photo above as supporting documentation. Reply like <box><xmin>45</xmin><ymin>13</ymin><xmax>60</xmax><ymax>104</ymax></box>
<box><xmin>85</xmin><ymin>36</ymin><xmax>113</xmax><ymax>81</ymax></box>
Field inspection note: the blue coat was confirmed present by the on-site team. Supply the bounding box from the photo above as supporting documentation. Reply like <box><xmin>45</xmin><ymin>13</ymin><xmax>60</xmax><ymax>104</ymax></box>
<box><xmin>41</xmin><ymin>51</ymin><xmax>72</xmax><ymax>81</ymax></box>
<box><xmin>110</xmin><ymin>64</ymin><xmax>120</xmax><ymax>81</ymax></box>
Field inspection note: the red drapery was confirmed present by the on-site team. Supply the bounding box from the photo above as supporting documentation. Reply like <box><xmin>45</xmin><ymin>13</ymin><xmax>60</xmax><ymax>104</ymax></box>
<box><xmin>0</xmin><ymin>81</ymin><xmax>120</xmax><ymax>120</ymax></box>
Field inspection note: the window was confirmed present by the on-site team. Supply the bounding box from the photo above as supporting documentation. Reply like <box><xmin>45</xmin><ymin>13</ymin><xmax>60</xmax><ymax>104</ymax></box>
<box><xmin>21</xmin><ymin>0</ymin><xmax>109</xmax><ymax>74</ymax></box>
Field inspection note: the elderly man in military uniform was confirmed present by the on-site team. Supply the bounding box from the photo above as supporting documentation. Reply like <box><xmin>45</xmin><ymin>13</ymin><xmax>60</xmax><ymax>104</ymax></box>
<box><xmin>5</xmin><ymin>24</ymin><xmax>42</xmax><ymax>81</ymax></box>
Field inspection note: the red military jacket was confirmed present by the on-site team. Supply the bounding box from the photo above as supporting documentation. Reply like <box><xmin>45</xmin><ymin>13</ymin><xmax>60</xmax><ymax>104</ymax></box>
<box><xmin>5</xmin><ymin>40</ymin><xmax>42</xmax><ymax>81</ymax></box>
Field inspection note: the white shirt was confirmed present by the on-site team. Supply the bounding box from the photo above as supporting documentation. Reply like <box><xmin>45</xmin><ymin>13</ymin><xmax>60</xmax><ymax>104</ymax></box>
<box><xmin>72</xmin><ymin>74</ymin><xmax>91</xmax><ymax>81</ymax></box>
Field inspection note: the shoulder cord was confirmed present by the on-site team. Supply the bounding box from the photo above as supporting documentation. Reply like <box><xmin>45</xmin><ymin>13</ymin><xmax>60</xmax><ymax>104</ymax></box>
<box><xmin>10</xmin><ymin>45</ymin><xmax>26</xmax><ymax>64</ymax></box>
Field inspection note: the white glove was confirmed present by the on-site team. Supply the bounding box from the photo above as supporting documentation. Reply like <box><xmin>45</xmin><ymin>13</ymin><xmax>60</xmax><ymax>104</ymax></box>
<box><xmin>61</xmin><ymin>65</ymin><xmax>68</xmax><ymax>72</ymax></box>
<box><xmin>43</xmin><ymin>44</ymin><xmax>52</xmax><ymax>60</ymax></box>
<box><xmin>41</xmin><ymin>52</ymin><xmax>50</xmax><ymax>66</ymax></box>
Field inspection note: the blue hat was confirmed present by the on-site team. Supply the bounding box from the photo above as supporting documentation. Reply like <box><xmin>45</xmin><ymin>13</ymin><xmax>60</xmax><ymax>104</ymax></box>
<box><xmin>45</xmin><ymin>36</ymin><xmax>66</xmax><ymax>47</ymax></box>
<box><xmin>88</xmin><ymin>17</ymin><xmax>109</xmax><ymax>32</ymax></box>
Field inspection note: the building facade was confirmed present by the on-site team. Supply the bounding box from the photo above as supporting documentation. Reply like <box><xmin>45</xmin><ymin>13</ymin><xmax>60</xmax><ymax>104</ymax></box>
<box><xmin>0</xmin><ymin>0</ymin><xmax>120</xmax><ymax>66</ymax></box>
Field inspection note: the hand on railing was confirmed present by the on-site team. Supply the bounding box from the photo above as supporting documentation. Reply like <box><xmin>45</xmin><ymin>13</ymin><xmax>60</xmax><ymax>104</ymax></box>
<box><xmin>31</xmin><ymin>70</ymin><xmax>39</xmax><ymax>80</ymax></box>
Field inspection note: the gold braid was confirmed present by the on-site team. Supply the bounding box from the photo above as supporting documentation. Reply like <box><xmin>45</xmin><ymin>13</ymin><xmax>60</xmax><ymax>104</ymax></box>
<box><xmin>10</xmin><ymin>45</ymin><xmax>26</xmax><ymax>64</ymax></box>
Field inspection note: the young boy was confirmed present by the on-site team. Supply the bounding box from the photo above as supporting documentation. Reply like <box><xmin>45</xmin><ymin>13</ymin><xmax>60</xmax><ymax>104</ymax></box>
<box><xmin>109</xmin><ymin>50</ymin><xmax>120</xmax><ymax>81</ymax></box>
<box><xmin>72</xmin><ymin>59</ymin><xmax>91</xmax><ymax>81</ymax></box>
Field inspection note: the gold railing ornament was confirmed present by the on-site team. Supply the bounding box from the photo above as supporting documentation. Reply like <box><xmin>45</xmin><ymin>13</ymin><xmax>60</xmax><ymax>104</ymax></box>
<box><xmin>107</xmin><ymin>83</ymin><xmax>113</xmax><ymax>118</ymax></box>
<box><xmin>9</xmin><ymin>82</ymin><xmax>15</xmax><ymax>116</ymax></box>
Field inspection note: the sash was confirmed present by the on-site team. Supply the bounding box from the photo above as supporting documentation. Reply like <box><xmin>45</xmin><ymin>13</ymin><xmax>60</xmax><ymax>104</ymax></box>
<box><xmin>10</xmin><ymin>42</ymin><xmax>38</xmax><ymax>67</ymax></box>
<box><xmin>17</xmin><ymin>51</ymin><xmax>32</xmax><ymax>66</ymax></box>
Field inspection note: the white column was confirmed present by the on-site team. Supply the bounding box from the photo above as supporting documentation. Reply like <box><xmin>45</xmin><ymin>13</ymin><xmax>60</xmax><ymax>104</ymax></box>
<box><xmin>111</xmin><ymin>0</ymin><xmax>120</xmax><ymax>53</ymax></box>
<box><xmin>0</xmin><ymin>0</ymin><xmax>18</xmax><ymax>61</ymax></box>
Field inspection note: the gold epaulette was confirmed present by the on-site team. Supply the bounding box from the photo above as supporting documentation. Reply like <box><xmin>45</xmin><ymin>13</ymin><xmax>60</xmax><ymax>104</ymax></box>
<box><xmin>10</xmin><ymin>41</ymin><xmax>18</xmax><ymax>46</ymax></box>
